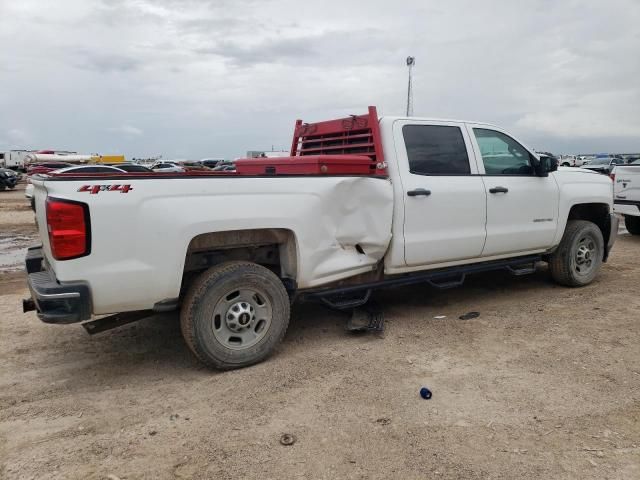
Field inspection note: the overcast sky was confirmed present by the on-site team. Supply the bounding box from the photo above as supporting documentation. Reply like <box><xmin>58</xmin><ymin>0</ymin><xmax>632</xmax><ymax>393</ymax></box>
<box><xmin>1</xmin><ymin>0</ymin><xmax>639</xmax><ymax>159</ymax></box>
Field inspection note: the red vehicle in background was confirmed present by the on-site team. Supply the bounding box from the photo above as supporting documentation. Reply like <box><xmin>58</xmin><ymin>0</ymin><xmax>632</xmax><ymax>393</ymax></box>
<box><xmin>27</xmin><ymin>162</ymin><xmax>73</xmax><ymax>175</ymax></box>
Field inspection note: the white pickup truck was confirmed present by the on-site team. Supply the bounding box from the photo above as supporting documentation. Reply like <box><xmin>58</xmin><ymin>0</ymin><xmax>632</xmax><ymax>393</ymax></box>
<box><xmin>24</xmin><ymin>107</ymin><xmax>618</xmax><ymax>369</ymax></box>
<box><xmin>612</xmin><ymin>162</ymin><xmax>640</xmax><ymax>234</ymax></box>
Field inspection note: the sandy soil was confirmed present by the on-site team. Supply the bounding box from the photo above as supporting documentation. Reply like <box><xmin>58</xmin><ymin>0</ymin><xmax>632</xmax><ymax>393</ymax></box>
<box><xmin>0</xmin><ymin>183</ymin><xmax>638</xmax><ymax>479</ymax></box>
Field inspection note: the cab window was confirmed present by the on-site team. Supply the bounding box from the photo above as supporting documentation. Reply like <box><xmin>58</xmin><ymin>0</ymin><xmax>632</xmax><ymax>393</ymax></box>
<box><xmin>473</xmin><ymin>128</ymin><xmax>534</xmax><ymax>175</ymax></box>
<box><xmin>403</xmin><ymin>125</ymin><xmax>471</xmax><ymax>175</ymax></box>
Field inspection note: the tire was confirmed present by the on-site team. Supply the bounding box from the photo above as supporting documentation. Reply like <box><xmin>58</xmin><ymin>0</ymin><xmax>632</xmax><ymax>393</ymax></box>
<box><xmin>625</xmin><ymin>215</ymin><xmax>640</xmax><ymax>235</ymax></box>
<box><xmin>0</xmin><ymin>184</ymin><xmax>5</xmax><ymax>192</ymax></box>
<box><xmin>548</xmin><ymin>220</ymin><xmax>604</xmax><ymax>287</ymax></box>
<box><xmin>180</xmin><ymin>261</ymin><xmax>290</xmax><ymax>370</ymax></box>
<box><xmin>561</xmin><ymin>162</ymin><xmax>570</xmax><ymax>167</ymax></box>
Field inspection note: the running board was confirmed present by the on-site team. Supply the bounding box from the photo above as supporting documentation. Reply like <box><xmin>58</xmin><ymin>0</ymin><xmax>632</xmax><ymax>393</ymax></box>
<box><xmin>82</xmin><ymin>310</ymin><xmax>153</xmax><ymax>335</ymax></box>
<box><xmin>302</xmin><ymin>255</ymin><xmax>542</xmax><ymax>302</ymax></box>
<box><xmin>320</xmin><ymin>289</ymin><xmax>372</xmax><ymax>310</ymax></box>
<box><xmin>506</xmin><ymin>263</ymin><xmax>537</xmax><ymax>276</ymax></box>
<box><xmin>427</xmin><ymin>274</ymin><xmax>466</xmax><ymax>289</ymax></box>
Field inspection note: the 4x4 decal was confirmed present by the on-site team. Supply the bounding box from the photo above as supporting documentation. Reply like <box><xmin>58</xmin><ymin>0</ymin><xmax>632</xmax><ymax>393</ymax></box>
<box><xmin>78</xmin><ymin>185</ymin><xmax>133</xmax><ymax>194</ymax></box>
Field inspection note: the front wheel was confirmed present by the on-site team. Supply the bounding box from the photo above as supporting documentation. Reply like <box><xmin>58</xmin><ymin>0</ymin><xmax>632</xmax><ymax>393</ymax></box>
<box><xmin>624</xmin><ymin>215</ymin><xmax>640</xmax><ymax>235</ymax></box>
<box><xmin>548</xmin><ymin>220</ymin><xmax>604</xmax><ymax>287</ymax></box>
<box><xmin>180</xmin><ymin>261</ymin><xmax>290</xmax><ymax>369</ymax></box>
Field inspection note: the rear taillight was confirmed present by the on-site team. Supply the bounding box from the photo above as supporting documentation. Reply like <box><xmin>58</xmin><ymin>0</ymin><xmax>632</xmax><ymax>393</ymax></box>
<box><xmin>610</xmin><ymin>173</ymin><xmax>615</xmax><ymax>182</ymax></box>
<box><xmin>46</xmin><ymin>198</ymin><xmax>90</xmax><ymax>260</ymax></box>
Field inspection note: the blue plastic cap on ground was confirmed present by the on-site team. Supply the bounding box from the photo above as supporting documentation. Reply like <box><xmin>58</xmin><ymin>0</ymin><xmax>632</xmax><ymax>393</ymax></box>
<box><xmin>420</xmin><ymin>387</ymin><xmax>432</xmax><ymax>399</ymax></box>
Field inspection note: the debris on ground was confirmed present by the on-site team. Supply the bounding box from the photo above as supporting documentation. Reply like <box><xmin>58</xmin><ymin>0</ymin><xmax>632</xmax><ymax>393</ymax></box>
<box><xmin>280</xmin><ymin>433</ymin><xmax>296</xmax><ymax>446</ymax></box>
<box><xmin>459</xmin><ymin>311</ymin><xmax>480</xmax><ymax>320</ymax></box>
<box><xmin>346</xmin><ymin>302</ymin><xmax>384</xmax><ymax>332</ymax></box>
<box><xmin>433</xmin><ymin>315</ymin><xmax>446</xmax><ymax>319</ymax></box>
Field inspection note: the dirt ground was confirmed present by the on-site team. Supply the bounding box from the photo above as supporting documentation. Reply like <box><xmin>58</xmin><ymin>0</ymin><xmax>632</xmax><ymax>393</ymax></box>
<box><xmin>1</xmin><ymin>183</ymin><xmax>639</xmax><ymax>479</ymax></box>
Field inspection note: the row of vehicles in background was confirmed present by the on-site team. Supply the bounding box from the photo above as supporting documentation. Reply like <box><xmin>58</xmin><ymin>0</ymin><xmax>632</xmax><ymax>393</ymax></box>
<box><xmin>21</xmin><ymin>159</ymin><xmax>235</xmax><ymax>207</ymax></box>
<box><xmin>541</xmin><ymin>153</ymin><xmax>640</xmax><ymax>174</ymax></box>
<box><xmin>148</xmin><ymin>159</ymin><xmax>235</xmax><ymax>172</ymax></box>
<box><xmin>0</xmin><ymin>150</ymin><xmax>126</xmax><ymax>171</ymax></box>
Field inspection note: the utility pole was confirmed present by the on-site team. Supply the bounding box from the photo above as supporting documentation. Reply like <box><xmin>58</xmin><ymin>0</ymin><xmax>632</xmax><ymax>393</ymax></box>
<box><xmin>406</xmin><ymin>56</ymin><xmax>415</xmax><ymax>117</ymax></box>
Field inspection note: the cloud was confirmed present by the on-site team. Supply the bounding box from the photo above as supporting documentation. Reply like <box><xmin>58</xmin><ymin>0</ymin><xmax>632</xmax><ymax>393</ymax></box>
<box><xmin>194</xmin><ymin>29</ymin><xmax>398</xmax><ymax>67</ymax></box>
<box><xmin>72</xmin><ymin>50</ymin><xmax>142</xmax><ymax>73</ymax></box>
<box><xmin>0</xmin><ymin>0</ymin><xmax>638</xmax><ymax>159</ymax></box>
<box><xmin>108</xmin><ymin>125</ymin><xmax>144</xmax><ymax>136</ymax></box>
<box><xmin>6</xmin><ymin>129</ymin><xmax>30</xmax><ymax>143</ymax></box>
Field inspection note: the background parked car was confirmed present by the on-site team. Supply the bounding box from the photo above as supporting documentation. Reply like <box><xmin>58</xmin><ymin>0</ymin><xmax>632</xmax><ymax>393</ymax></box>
<box><xmin>103</xmin><ymin>163</ymin><xmax>153</xmax><ymax>173</ymax></box>
<box><xmin>0</xmin><ymin>167</ymin><xmax>18</xmax><ymax>191</ymax></box>
<box><xmin>52</xmin><ymin>165</ymin><xmax>127</xmax><ymax>174</ymax></box>
<box><xmin>558</xmin><ymin>155</ymin><xmax>584</xmax><ymax>167</ymax></box>
<box><xmin>150</xmin><ymin>162</ymin><xmax>185</xmax><ymax>173</ymax></box>
<box><xmin>27</xmin><ymin>162</ymin><xmax>73</xmax><ymax>175</ymax></box>
<box><xmin>212</xmin><ymin>161</ymin><xmax>236</xmax><ymax>171</ymax></box>
<box><xmin>180</xmin><ymin>161</ymin><xmax>210</xmax><ymax>171</ymax></box>
<box><xmin>201</xmin><ymin>158</ymin><xmax>225</xmax><ymax>168</ymax></box>
<box><xmin>580</xmin><ymin>155</ymin><xmax>626</xmax><ymax>174</ymax></box>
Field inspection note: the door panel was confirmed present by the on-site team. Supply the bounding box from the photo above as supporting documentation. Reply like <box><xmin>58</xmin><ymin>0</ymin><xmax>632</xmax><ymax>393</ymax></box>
<box><xmin>481</xmin><ymin>176</ymin><xmax>559</xmax><ymax>255</ymax></box>
<box><xmin>466</xmin><ymin>124</ymin><xmax>559</xmax><ymax>256</ymax></box>
<box><xmin>395</xmin><ymin>121</ymin><xmax>487</xmax><ymax>267</ymax></box>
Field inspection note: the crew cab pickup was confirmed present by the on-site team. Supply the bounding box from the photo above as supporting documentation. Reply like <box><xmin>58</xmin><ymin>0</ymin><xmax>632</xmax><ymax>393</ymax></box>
<box><xmin>612</xmin><ymin>163</ymin><xmax>640</xmax><ymax>234</ymax></box>
<box><xmin>24</xmin><ymin>107</ymin><xmax>618</xmax><ymax>369</ymax></box>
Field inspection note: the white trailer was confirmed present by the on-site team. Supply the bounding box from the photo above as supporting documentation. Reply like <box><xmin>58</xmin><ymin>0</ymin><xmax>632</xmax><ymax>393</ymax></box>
<box><xmin>1</xmin><ymin>150</ymin><xmax>34</xmax><ymax>171</ymax></box>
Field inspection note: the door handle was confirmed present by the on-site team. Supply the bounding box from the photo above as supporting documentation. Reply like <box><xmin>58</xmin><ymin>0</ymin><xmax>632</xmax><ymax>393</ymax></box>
<box><xmin>407</xmin><ymin>188</ymin><xmax>431</xmax><ymax>197</ymax></box>
<box><xmin>489</xmin><ymin>186</ymin><xmax>508</xmax><ymax>194</ymax></box>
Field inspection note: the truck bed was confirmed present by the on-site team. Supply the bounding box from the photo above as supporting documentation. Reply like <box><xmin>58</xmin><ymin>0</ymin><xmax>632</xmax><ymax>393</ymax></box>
<box><xmin>32</xmin><ymin>174</ymin><xmax>393</xmax><ymax>314</ymax></box>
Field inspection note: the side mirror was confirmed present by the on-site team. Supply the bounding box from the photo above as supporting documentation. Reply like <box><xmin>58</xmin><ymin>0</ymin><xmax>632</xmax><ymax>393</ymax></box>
<box><xmin>536</xmin><ymin>155</ymin><xmax>558</xmax><ymax>177</ymax></box>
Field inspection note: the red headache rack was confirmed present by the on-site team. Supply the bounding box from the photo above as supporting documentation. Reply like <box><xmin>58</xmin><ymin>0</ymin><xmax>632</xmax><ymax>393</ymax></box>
<box><xmin>235</xmin><ymin>106</ymin><xmax>387</xmax><ymax>176</ymax></box>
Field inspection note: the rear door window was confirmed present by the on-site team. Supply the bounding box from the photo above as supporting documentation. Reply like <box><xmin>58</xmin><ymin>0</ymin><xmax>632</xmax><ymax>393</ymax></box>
<box><xmin>403</xmin><ymin>125</ymin><xmax>471</xmax><ymax>175</ymax></box>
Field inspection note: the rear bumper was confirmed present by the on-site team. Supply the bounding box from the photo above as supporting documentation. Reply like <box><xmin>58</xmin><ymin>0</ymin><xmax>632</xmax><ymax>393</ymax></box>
<box><xmin>23</xmin><ymin>246</ymin><xmax>92</xmax><ymax>324</ymax></box>
<box><xmin>604</xmin><ymin>213</ymin><xmax>619</xmax><ymax>262</ymax></box>
<box><xmin>614</xmin><ymin>200</ymin><xmax>640</xmax><ymax>216</ymax></box>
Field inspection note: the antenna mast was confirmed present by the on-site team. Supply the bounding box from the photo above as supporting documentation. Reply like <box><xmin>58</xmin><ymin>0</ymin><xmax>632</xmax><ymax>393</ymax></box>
<box><xmin>406</xmin><ymin>56</ymin><xmax>415</xmax><ymax>117</ymax></box>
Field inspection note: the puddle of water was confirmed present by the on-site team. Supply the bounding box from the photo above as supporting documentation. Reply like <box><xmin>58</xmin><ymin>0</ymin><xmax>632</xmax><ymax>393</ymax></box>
<box><xmin>0</xmin><ymin>232</ymin><xmax>37</xmax><ymax>272</ymax></box>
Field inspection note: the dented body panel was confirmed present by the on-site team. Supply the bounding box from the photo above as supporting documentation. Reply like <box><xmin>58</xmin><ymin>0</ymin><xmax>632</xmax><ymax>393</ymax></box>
<box><xmin>33</xmin><ymin>175</ymin><xmax>393</xmax><ymax>314</ymax></box>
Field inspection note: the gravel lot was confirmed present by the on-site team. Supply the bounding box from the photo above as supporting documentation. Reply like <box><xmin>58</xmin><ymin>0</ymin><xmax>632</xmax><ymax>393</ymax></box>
<box><xmin>1</xmin><ymin>183</ymin><xmax>639</xmax><ymax>479</ymax></box>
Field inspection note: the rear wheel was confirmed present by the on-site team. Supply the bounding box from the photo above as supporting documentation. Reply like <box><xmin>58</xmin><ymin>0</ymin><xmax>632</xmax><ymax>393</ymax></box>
<box><xmin>625</xmin><ymin>215</ymin><xmax>640</xmax><ymax>235</ymax></box>
<box><xmin>548</xmin><ymin>220</ymin><xmax>604</xmax><ymax>287</ymax></box>
<box><xmin>180</xmin><ymin>261</ymin><xmax>290</xmax><ymax>370</ymax></box>
<box><xmin>0</xmin><ymin>184</ymin><xmax>5</xmax><ymax>192</ymax></box>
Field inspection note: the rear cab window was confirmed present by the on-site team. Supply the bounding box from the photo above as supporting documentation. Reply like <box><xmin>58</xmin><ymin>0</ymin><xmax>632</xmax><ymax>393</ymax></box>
<box><xmin>402</xmin><ymin>124</ymin><xmax>472</xmax><ymax>175</ymax></box>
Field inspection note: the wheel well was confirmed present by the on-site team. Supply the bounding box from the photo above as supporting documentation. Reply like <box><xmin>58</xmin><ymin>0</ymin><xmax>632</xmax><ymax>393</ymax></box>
<box><xmin>181</xmin><ymin>229</ymin><xmax>297</xmax><ymax>293</ymax></box>
<box><xmin>567</xmin><ymin>203</ymin><xmax>611</xmax><ymax>245</ymax></box>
